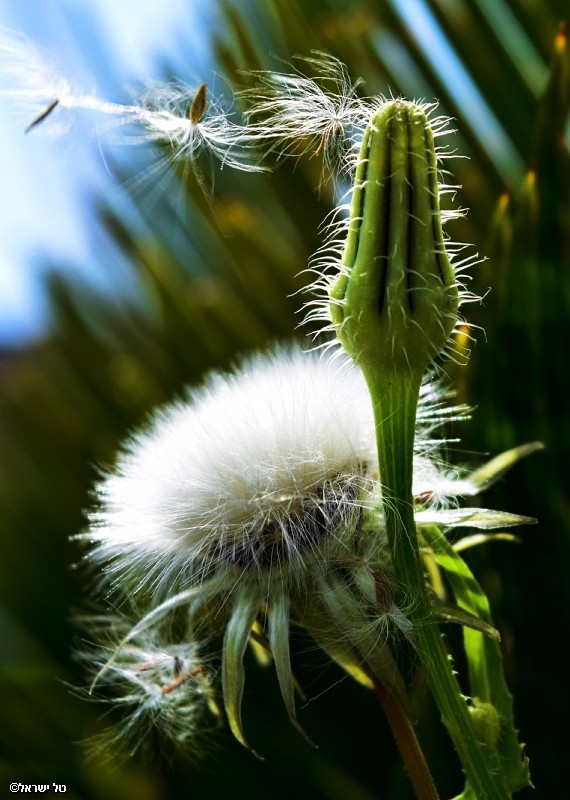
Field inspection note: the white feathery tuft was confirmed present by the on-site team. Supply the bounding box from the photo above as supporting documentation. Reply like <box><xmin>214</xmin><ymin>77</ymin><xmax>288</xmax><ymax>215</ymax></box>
<box><xmin>241</xmin><ymin>52</ymin><xmax>373</xmax><ymax>178</ymax></box>
<box><xmin>1</xmin><ymin>28</ymin><xmax>264</xmax><ymax>178</ymax></box>
<box><xmin>76</xmin><ymin>614</ymin><xmax>217</xmax><ymax>758</ymax></box>
<box><xmin>80</xmin><ymin>344</ymin><xmax>456</xmax><ymax>601</ymax></box>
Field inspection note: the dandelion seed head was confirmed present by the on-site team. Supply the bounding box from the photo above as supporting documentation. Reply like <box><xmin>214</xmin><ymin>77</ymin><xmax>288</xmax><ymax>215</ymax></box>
<box><xmin>86</xmin><ymin>346</ymin><xmax>375</xmax><ymax>594</ymax></box>
<box><xmin>82</xmin><ymin>345</ymin><xmax>450</xmax><ymax>601</ymax></box>
<box><xmin>76</xmin><ymin>341</ymin><xmax>484</xmax><ymax>752</ymax></box>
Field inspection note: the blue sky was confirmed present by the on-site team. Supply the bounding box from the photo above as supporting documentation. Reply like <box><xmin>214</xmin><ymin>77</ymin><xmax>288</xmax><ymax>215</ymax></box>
<box><xmin>1</xmin><ymin>0</ymin><xmax>548</xmax><ymax>348</ymax></box>
<box><xmin>0</xmin><ymin>0</ymin><xmax>213</xmax><ymax>347</ymax></box>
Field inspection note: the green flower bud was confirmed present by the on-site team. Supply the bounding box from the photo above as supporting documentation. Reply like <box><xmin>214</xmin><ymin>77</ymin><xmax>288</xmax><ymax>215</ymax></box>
<box><xmin>329</xmin><ymin>100</ymin><xmax>460</xmax><ymax>375</ymax></box>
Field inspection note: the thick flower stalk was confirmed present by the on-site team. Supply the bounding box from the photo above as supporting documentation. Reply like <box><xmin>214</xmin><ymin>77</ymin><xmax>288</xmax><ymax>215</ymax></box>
<box><xmin>313</xmin><ymin>97</ymin><xmax>530</xmax><ymax>798</ymax></box>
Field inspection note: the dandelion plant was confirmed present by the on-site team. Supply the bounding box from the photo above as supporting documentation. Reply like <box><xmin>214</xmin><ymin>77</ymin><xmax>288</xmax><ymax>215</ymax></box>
<box><xmin>2</xmin><ymin>28</ymin><xmax>545</xmax><ymax>800</ymax></box>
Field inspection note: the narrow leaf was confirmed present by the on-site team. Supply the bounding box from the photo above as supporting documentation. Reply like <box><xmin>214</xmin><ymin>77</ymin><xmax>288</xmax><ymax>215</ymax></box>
<box><xmin>453</xmin><ymin>533</ymin><xmax>521</xmax><ymax>551</ymax></box>
<box><xmin>460</xmin><ymin>442</ymin><xmax>544</xmax><ymax>493</ymax></box>
<box><xmin>416</xmin><ymin>507</ymin><xmax>537</xmax><ymax>529</ymax></box>
<box><xmin>432</xmin><ymin>597</ymin><xmax>501</xmax><ymax>640</ymax></box>
<box><xmin>222</xmin><ymin>585</ymin><xmax>263</xmax><ymax>758</ymax></box>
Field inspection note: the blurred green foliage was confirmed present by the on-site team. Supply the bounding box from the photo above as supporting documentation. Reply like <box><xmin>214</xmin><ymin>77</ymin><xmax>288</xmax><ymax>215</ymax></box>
<box><xmin>1</xmin><ymin>1</ymin><xmax>568</xmax><ymax>797</ymax></box>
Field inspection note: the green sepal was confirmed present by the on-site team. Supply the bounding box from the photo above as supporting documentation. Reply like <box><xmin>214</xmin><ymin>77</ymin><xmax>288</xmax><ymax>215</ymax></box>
<box><xmin>315</xmin><ymin>572</ymin><xmax>410</xmax><ymax>713</ymax></box>
<box><xmin>222</xmin><ymin>585</ymin><xmax>264</xmax><ymax>758</ymax></box>
<box><xmin>268</xmin><ymin>589</ymin><xmax>316</xmax><ymax>746</ymax></box>
<box><xmin>299</xmin><ymin>608</ymin><xmax>375</xmax><ymax>690</ymax></box>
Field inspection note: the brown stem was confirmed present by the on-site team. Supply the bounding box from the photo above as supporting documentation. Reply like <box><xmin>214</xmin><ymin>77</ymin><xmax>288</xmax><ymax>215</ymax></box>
<box><xmin>372</xmin><ymin>676</ymin><xmax>439</xmax><ymax>800</ymax></box>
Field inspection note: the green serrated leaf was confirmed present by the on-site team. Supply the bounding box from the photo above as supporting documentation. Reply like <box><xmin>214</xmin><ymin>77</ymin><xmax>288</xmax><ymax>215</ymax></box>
<box><xmin>424</xmin><ymin>525</ymin><xmax>532</xmax><ymax>792</ymax></box>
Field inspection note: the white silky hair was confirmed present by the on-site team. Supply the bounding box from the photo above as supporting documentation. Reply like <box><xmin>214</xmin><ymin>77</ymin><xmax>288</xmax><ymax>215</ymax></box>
<box><xmin>85</xmin><ymin>344</ymin><xmax>446</xmax><ymax>597</ymax></box>
<box><xmin>0</xmin><ymin>28</ymin><xmax>265</xmax><ymax>177</ymax></box>
<box><xmin>76</xmin><ymin>613</ymin><xmax>216</xmax><ymax>757</ymax></box>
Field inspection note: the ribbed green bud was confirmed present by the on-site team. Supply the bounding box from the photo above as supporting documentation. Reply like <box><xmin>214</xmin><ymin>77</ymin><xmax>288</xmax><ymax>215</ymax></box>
<box><xmin>330</xmin><ymin>100</ymin><xmax>459</xmax><ymax>374</ymax></box>
<box><xmin>326</xmin><ymin>102</ymin><xmax>510</xmax><ymax>798</ymax></box>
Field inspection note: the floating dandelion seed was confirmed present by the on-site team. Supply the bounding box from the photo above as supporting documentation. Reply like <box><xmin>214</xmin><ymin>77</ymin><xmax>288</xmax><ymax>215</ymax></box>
<box><xmin>25</xmin><ymin>97</ymin><xmax>60</xmax><ymax>133</ymax></box>
<box><xmin>1</xmin><ymin>27</ymin><xmax>264</xmax><ymax>201</ymax></box>
<box><xmin>241</xmin><ymin>52</ymin><xmax>371</xmax><ymax>177</ymax></box>
<box><xmin>188</xmin><ymin>82</ymin><xmax>207</xmax><ymax>124</ymax></box>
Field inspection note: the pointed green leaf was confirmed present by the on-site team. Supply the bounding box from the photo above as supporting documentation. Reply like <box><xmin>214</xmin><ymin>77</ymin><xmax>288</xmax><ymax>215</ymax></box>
<box><xmin>461</xmin><ymin>442</ymin><xmax>545</xmax><ymax>493</ymax></box>
<box><xmin>432</xmin><ymin>597</ymin><xmax>501</xmax><ymax>640</ymax></box>
<box><xmin>453</xmin><ymin>533</ymin><xmax>521</xmax><ymax>551</ymax></box>
<box><xmin>416</xmin><ymin>507</ymin><xmax>537</xmax><ymax>529</ymax></box>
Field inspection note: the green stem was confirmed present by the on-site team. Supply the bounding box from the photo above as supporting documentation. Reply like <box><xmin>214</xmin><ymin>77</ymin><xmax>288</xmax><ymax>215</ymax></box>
<box><xmin>362</xmin><ymin>367</ymin><xmax>509</xmax><ymax>800</ymax></box>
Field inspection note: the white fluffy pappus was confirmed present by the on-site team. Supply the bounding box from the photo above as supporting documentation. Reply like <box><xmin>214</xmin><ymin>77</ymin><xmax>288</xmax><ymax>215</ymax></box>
<box><xmin>0</xmin><ymin>28</ymin><xmax>264</xmax><ymax>179</ymax></box>
<box><xmin>76</xmin><ymin>614</ymin><xmax>219</xmax><ymax>759</ymax></box>
<box><xmin>82</xmin><ymin>344</ymin><xmax>453</xmax><ymax>602</ymax></box>
<box><xmin>241</xmin><ymin>52</ymin><xmax>371</xmax><ymax>177</ymax></box>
